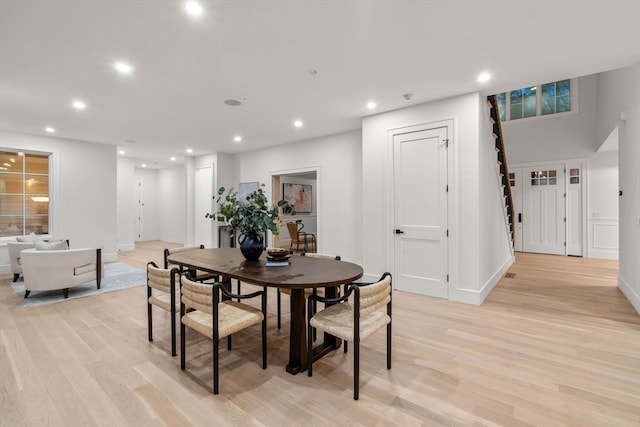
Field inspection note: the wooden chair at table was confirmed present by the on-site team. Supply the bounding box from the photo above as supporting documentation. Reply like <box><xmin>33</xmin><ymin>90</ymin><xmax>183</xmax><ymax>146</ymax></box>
<box><xmin>164</xmin><ymin>244</ymin><xmax>217</xmax><ymax>282</ymax></box>
<box><xmin>147</xmin><ymin>262</ymin><xmax>181</xmax><ymax>356</ymax></box>
<box><xmin>307</xmin><ymin>272</ymin><xmax>392</xmax><ymax>400</ymax></box>
<box><xmin>276</xmin><ymin>252</ymin><xmax>341</xmax><ymax>334</ymax></box>
<box><xmin>180</xmin><ymin>273</ymin><xmax>267</xmax><ymax>395</ymax></box>
<box><xmin>286</xmin><ymin>221</ymin><xmax>316</xmax><ymax>253</ymax></box>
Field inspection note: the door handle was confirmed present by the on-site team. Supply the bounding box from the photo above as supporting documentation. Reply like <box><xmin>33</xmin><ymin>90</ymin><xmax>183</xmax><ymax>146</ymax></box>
<box><xmin>518</xmin><ymin>213</ymin><xmax>522</xmax><ymax>223</ymax></box>
<box><xmin>395</xmin><ymin>229</ymin><xmax>404</xmax><ymax>234</ymax></box>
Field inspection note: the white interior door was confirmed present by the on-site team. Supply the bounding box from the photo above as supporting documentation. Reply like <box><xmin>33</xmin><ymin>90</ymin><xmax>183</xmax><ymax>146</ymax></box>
<box><xmin>522</xmin><ymin>164</ymin><xmax>565</xmax><ymax>255</ymax></box>
<box><xmin>133</xmin><ymin>177</ymin><xmax>143</xmax><ymax>242</ymax></box>
<box><xmin>195</xmin><ymin>166</ymin><xmax>213</xmax><ymax>248</ymax></box>
<box><xmin>510</xmin><ymin>167</ymin><xmax>524</xmax><ymax>252</ymax></box>
<box><xmin>393</xmin><ymin>126</ymin><xmax>448</xmax><ymax>299</ymax></box>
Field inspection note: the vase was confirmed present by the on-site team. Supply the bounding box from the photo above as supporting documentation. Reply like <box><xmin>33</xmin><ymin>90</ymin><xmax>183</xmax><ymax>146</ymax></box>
<box><xmin>238</xmin><ymin>232</ymin><xmax>264</xmax><ymax>261</ymax></box>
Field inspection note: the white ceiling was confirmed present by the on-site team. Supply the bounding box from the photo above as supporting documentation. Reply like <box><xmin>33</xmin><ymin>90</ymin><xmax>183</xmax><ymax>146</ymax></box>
<box><xmin>1</xmin><ymin>0</ymin><xmax>639</xmax><ymax>168</ymax></box>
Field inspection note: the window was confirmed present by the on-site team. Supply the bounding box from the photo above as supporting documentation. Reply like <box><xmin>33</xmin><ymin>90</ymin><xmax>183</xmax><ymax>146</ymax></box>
<box><xmin>530</xmin><ymin>170</ymin><xmax>557</xmax><ymax>186</ymax></box>
<box><xmin>494</xmin><ymin>79</ymin><xmax>574</xmax><ymax>122</ymax></box>
<box><xmin>0</xmin><ymin>150</ymin><xmax>50</xmax><ymax>237</ymax></box>
<box><xmin>541</xmin><ymin>79</ymin><xmax>571</xmax><ymax>115</ymax></box>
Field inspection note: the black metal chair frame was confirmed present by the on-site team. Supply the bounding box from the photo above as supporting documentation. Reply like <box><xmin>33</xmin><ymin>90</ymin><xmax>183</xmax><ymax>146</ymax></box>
<box><xmin>180</xmin><ymin>275</ymin><xmax>267</xmax><ymax>395</ymax></box>
<box><xmin>147</xmin><ymin>261</ymin><xmax>180</xmax><ymax>356</ymax></box>
<box><xmin>307</xmin><ymin>272</ymin><xmax>392</xmax><ymax>400</ymax></box>
<box><xmin>276</xmin><ymin>253</ymin><xmax>341</xmax><ymax>332</ymax></box>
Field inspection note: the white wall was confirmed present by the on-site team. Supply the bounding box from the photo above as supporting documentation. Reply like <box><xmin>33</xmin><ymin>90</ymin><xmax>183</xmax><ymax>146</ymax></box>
<box><xmin>0</xmin><ymin>130</ymin><xmax>118</xmax><ymax>271</ymax></box>
<box><xmin>587</xmin><ymin>151</ymin><xmax>619</xmax><ymax>259</ymax></box>
<box><xmin>479</xmin><ymin>99</ymin><xmax>516</xmax><ymax>301</ymax></box>
<box><xmin>117</xmin><ymin>157</ymin><xmax>135</xmax><ymax>251</ymax></box>
<box><xmin>230</xmin><ymin>130</ymin><xmax>362</xmax><ymax>263</ymax></box>
<box><xmin>597</xmin><ymin>64</ymin><xmax>640</xmax><ymax>314</ymax></box>
<box><xmin>503</xmin><ymin>75</ymin><xmax>598</xmax><ymax>163</ymax></box>
<box><xmin>362</xmin><ymin>93</ymin><xmax>513</xmax><ymax>305</ymax></box>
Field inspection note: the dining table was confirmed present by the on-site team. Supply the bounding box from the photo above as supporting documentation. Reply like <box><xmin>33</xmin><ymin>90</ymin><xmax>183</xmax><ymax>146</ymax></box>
<box><xmin>167</xmin><ymin>248</ymin><xmax>363</xmax><ymax>374</ymax></box>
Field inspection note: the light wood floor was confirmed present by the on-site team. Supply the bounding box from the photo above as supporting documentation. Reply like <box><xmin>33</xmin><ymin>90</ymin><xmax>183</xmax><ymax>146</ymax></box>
<box><xmin>1</xmin><ymin>241</ymin><xmax>638</xmax><ymax>426</ymax></box>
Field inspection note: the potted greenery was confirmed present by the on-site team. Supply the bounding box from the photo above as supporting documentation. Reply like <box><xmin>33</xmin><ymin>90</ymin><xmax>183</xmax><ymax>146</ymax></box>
<box><xmin>207</xmin><ymin>184</ymin><xmax>295</xmax><ymax>261</ymax></box>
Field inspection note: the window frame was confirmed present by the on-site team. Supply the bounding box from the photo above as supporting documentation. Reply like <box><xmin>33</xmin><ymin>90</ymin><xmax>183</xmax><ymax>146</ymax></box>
<box><xmin>0</xmin><ymin>142</ymin><xmax>59</xmax><ymax>244</ymax></box>
<box><xmin>497</xmin><ymin>78</ymin><xmax>579</xmax><ymax>123</ymax></box>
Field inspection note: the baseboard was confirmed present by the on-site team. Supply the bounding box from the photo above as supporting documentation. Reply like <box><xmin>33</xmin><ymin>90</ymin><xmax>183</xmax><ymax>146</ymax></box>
<box><xmin>587</xmin><ymin>249</ymin><xmax>619</xmax><ymax>260</ymax></box>
<box><xmin>452</xmin><ymin>255</ymin><xmax>515</xmax><ymax>306</ymax></box>
<box><xmin>118</xmin><ymin>243</ymin><xmax>136</xmax><ymax>252</ymax></box>
<box><xmin>618</xmin><ymin>275</ymin><xmax>640</xmax><ymax>315</ymax></box>
<box><xmin>103</xmin><ymin>251</ymin><xmax>119</xmax><ymax>263</ymax></box>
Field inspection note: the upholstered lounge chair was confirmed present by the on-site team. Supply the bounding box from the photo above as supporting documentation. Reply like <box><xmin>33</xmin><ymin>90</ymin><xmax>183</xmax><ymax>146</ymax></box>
<box><xmin>21</xmin><ymin>247</ymin><xmax>103</xmax><ymax>298</ymax></box>
<box><xmin>7</xmin><ymin>241</ymin><xmax>36</xmax><ymax>282</ymax></box>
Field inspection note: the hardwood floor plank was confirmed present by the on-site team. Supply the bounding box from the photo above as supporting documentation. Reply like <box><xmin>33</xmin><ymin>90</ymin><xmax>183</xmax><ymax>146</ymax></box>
<box><xmin>1</xmin><ymin>245</ymin><xmax>638</xmax><ymax>426</ymax></box>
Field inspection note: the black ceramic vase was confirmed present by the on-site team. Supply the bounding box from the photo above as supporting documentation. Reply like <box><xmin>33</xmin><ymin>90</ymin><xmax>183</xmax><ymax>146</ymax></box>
<box><xmin>238</xmin><ymin>232</ymin><xmax>264</xmax><ymax>261</ymax></box>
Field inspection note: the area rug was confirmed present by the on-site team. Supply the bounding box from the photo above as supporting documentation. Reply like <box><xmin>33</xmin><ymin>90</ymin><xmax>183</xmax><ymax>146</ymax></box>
<box><xmin>8</xmin><ymin>262</ymin><xmax>147</xmax><ymax>308</ymax></box>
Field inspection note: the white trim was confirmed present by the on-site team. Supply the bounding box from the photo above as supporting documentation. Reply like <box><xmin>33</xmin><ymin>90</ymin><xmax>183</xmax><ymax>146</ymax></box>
<box><xmin>0</xmin><ymin>143</ymin><xmax>60</xmax><ymax>239</ymax></box>
<box><xmin>454</xmin><ymin>255</ymin><xmax>515</xmax><ymax>305</ymax></box>
<box><xmin>619</xmin><ymin>275</ymin><xmax>640</xmax><ymax>315</ymax></box>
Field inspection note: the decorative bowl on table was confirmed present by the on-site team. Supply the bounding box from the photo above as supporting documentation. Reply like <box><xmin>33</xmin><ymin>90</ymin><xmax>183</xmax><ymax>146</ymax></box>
<box><xmin>266</xmin><ymin>247</ymin><xmax>289</xmax><ymax>259</ymax></box>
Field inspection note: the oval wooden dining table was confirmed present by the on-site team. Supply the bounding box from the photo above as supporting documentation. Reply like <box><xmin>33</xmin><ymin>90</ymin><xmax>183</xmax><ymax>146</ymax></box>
<box><xmin>168</xmin><ymin>248</ymin><xmax>363</xmax><ymax>374</ymax></box>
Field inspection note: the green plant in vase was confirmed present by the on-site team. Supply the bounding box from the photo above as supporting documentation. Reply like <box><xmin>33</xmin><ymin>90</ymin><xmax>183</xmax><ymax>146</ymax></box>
<box><xmin>207</xmin><ymin>184</ymin><xmax>295</xmax><ymax>260</ymax></box>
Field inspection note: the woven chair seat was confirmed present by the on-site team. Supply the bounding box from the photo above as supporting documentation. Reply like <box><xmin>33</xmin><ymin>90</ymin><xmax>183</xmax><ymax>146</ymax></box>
<box><xmin>310</xmin><ymin>302</ymin><xmax>390</xmax><ymax>342</ymax></box>
<box><xmin>148</xmin><ymin>291</ymin><xmax>179</xmax><ymax>313</ymax></box>
<box><xmin>182</xmin><ymin>301</ymin><xmax>263</xmax><ymax>339</ymax></box>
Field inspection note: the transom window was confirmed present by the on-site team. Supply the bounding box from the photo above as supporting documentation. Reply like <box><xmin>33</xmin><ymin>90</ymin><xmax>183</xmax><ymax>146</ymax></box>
<box><xmin>530</xmin><ymin>170</ymin><xmax>557</xmax><ymax>186</ymax></box>
<box><xmin>495</xmin><ymin>79</ymin><xmax>574</xmax><ymax>122</ymax></box>
<box><xmin>0</xmin><ymin>150</ymin><xmax>50</xmax><ymax>237</ymax></box>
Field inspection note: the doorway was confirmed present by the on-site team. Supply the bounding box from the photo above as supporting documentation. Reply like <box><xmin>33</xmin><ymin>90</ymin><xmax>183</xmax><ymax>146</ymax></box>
<box><xmin>133</xmin><ymin>177</ymin><xmax>143</xmax><ymax>241</ymax></box>
<box><xmin>270</xmin><ymin>169</ymin><xmax>318</xmax><ymax>250</ymax></box>
<box><xmin>510</xmin><ymin>162</ymin><xmax>583</xmax><ymax>256</ymax></box>
<box><xmin>392</xmin><ymin>125</ymin><xmax>449</xmax><ymax>299</ymax></box>
<box><xmin>195</xmin><ymin>165</ymin><xmax>213</xmax><ymax>248</ymax></box>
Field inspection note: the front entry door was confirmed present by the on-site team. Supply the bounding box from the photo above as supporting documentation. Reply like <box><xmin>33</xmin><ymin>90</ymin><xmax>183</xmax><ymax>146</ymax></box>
<box><xmin>522</xmin><ymin>164</ymin><xmax>566</xmax><ymax>255</ymax></box>
<box><xmin>393</xmin><ymin>126</ymin><xmax>448</xmax><ymax>299</ymax></box>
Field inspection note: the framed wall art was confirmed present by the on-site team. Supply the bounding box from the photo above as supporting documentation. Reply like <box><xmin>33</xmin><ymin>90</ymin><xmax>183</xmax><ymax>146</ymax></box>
<box><xmin>282</xmin><ymin>183</ymin><xmax>312</xmax><ymax>213</ymax></box>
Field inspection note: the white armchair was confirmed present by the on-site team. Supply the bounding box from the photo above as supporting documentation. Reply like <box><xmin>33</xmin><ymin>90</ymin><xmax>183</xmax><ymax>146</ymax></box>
<box><xmin>21</xmin><ymin>248</ymin><xmax>103</xmax><ymax>299</ymax></box>
<box><xmin>7</xmin><ymin>241</ymin><xmax>36</xmax><ymax>282</ymax></box>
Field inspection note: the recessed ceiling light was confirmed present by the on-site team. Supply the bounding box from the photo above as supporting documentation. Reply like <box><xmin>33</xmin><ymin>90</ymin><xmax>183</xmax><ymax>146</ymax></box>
<box><xmin>477</xmin><ymin>72</ymin><xmax>491</xmax><ymax>82</ymax></box>
<box><xmin>185</xmin><ymin>1</ymin><xmax>203</xmax><ymax>16</ymax></box>
<box><xmin>72</xmin><ymin>100</ymin><xmax>86</xmax><ymax>110</ymax></box>
<box><xmin>141</xmin><ymin>163</ymin><xmax>147</xmax><ymax>168</ymax></box>
<box><xmin>45</xmin><ymin>127</ymin><xmax>55</xmax><ymax>133</ymax></box>
<box><xmin>186</xmin><ymin>148</ymin><xmax>193</xmax><ymax>154</ymax></box>
<box><xmin>233</xmin><ymin>136</ymin><xmax>242</xmax><ymax>142</ymax></box>
<box><xmin>293</xmin><ymin>120</ymin><xmax>303</xmax><ymax>128</ymax></box>
<box><xmin>114</xmin><ymin>61</ymin><xmax>133</xmax><ymax>74</ymax></box>
<box><xmin>366</xmin><ymin>101</ymin><xmax>376</xmax><ymax>109</ymax></box>
<box><xmin>170</xmin><ymin>157</ymin><xmax>176</xmax><ymax>161</ymax></box>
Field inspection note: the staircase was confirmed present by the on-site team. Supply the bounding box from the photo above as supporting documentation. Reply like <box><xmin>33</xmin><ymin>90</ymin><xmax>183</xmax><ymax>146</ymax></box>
<box><xmin>487</xmin><ymin>95</ymin><xmax>515</xmax><ymax>248</ymax></box>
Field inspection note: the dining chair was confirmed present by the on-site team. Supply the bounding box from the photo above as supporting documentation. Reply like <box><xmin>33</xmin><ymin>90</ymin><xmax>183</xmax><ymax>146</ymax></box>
<box><xmin>276</xmin><ymin>252</ymin><xmax>341</xmax><ymax>331</ymax></box>
<box><xmin>286</xmin><ymin>221</ymin><xmax>316</xmax><ymax>253</ymax></box>
<box><xmin>147</xmin><ymin>262</ymin><xmax>181</xmax><ymax>356</ymax></box>
<box><xmin>164</xmin><ymin>244</ymin><xmax>218</xmax><ymax>283</ymax></box>
<box><xmin>180</xmin><ymin>273</ymin><xmax>267</xmax><ymax>395</ymax></box>
<box><xmin>307</xmin><ymin>272</ymin><xmax>392</xmax><ymax>400</ymax></box>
